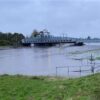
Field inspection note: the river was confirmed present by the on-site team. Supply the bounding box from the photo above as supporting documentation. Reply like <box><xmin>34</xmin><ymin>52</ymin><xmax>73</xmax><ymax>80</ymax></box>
<box><xmin>0</xmin><ymin>43</ymin><xmax>100</xmax><ymax>77</ymax></box>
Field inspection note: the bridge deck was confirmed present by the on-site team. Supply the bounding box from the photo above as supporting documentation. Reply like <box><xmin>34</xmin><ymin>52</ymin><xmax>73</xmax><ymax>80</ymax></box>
<box><xmin>23</xmin><ymin>37</ymin><xmax>76</xmax><ymax>43</ymax></box>
<box><xmin>22</xmin><ymin>36</ymin><xmax>84</xmax><ymax>46</ymax></box>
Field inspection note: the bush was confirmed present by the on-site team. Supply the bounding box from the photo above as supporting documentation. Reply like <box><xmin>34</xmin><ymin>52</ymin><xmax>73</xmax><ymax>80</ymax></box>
<box><xmin>0</xmin><ymin>40</ymin><xmax>11</xmax><ymax>46</ymax></box>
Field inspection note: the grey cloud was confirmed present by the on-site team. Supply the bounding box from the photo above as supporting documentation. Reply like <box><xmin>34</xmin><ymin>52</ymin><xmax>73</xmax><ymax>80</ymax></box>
<box><xmin>0</xmin><ymin>0</ymin><xmax>100</xmax><ymax>37</ymax></box>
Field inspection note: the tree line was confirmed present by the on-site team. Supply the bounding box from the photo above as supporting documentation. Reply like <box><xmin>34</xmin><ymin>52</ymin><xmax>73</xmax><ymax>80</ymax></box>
<box><xmin>0</xmin><ymin>29</ymin><xmax>49</xmax><ymax>46</ymax></box>
<box><xmin>0</xmin><ymin>32</ymin><xmax>25</xmax><ymax>46</ymax></box>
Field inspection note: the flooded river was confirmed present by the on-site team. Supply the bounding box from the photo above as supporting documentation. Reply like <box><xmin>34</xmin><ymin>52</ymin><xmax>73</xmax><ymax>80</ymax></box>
<box><xmin>0</xmin><ymin>43</ymin><xmax>100</xmax><ymax>77</ymax></box>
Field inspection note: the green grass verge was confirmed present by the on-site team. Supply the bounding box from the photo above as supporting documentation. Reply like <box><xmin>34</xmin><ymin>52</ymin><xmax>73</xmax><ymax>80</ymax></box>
<box><xmin>0</xmin><ymin>74</ymin><xmax>100</xmax><ymax>100</ymax></box>
<box><xmin>96</xmin><ymin>57</ymin><xmax>100</xmax><ymax>60</ymax></box>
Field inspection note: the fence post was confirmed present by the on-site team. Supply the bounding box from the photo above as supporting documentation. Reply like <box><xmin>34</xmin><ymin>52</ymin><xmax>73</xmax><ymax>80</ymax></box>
<box><xmin>90</xmin><ymin>54</ymin><xmax>95</xmax><ymax>74</ymax></box>
<box><xmin>68</xmin><ymin>66</ymin><xmax>69</xmax><ymax>78</ymax></box>
<box><xmin>80</xmin><ymin>66</ymin><xmax>81</xmax><ymax>77</ymax></box>
<box><xmin>56</xmin><ymin>67</ymin><xmax>58</xmax><ymax>77</ymax></box>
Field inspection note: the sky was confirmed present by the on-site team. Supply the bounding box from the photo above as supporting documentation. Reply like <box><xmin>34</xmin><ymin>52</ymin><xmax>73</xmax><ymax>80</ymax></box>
<box><xmin>0</xmin><ymin>0</ymin><xmax>100</xmax><ymax>38</ymax></box>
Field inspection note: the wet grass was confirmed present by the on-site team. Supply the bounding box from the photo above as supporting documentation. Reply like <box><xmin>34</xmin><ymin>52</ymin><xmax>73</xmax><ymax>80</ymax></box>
<box><xmin>0</xmin><ymin>73</ymin><xmax>100</xmax><ymax>100</ymax></box>
<box><xmin>96</xmin><ymin>57</ymin><xmax>100</xmax><ymax>60</ymax></box>
<box><xmin>69</xmin><ymin>48</ymin><xmax>100</xmax><ymax>55</ymax></box>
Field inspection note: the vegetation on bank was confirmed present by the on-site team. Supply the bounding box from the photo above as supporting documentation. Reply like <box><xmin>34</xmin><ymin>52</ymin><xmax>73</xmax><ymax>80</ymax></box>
<box><xmin>96</xmin><ymin>57</ymin><xmax>100</xmax><ymax>60</ymax></box>
<box><xmin>0</xmin><ymin>73</ymin><xmax>100</xmax><ymax>100</ymax></box>
<box><xmin>0</xmin><ymin>32</ymin><xmax>25</xmax><ymax>46</ymax></box>
<box><xmin>0</xmin><ymin>29</ymin><xmax>48</xmax><ymax>46</ymax></box>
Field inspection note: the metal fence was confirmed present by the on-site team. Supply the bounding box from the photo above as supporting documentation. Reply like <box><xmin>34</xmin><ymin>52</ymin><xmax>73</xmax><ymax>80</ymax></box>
<box><xmin>56</xmin><ymin>54</ymin><xmax>100</xmax><ymax>77</ymax></box>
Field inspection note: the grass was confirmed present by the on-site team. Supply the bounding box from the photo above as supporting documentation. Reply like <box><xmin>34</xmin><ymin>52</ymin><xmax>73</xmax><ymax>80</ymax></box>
<box><xmin>96</xmin><ymin>57</ymin><xmax>100</xmax><ymax>60</ymax></box>
<box><xmin>69</xmin><ymin>49</ymin><xmax>100</xmax><ymax>55</ymax></box>
<box><xmin>0</xmin><ymin>74</ymin><xmax>100</xmax><ymax>100</ymax></box>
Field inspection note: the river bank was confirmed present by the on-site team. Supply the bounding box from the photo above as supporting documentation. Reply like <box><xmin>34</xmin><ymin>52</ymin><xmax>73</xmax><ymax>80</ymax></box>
<box><xmin>0</xmin><ymin>73</ymin><xmax>99</xmax><ymax>100</ymax></box>
<box><xmin>0</xmin><ymin>46</ymin><xmax>13</xmax><ymax>50</ymax></box>
<box><xmin>0</xmin><ymin>45</ymin><xmax>24</xmax><ymax>50</ymax></box>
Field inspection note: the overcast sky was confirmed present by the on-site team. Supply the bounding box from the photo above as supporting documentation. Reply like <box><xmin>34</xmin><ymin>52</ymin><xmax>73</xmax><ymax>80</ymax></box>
<box><xmin>0</xmin><ymin>0</ymin><xmax>100</xmax><ymax>37</ymax></box>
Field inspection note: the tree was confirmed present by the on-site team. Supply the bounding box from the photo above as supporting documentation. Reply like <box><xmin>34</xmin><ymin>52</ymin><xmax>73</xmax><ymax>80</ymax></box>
<box><xmin>31</xmin><ymin>29</ymin><xmax>50</xmax><ymax>37</ymax></box>
<box><xmin>31</xmin><ymin>30</ymin><xmax>39</xmax><ymax>37</ymax></box>
<box><xmin>0</xmin><ymin>32</ymin><xmax>25</xmax><ymax>46</ymax></box>
<box><xmin>87</xmin><ymin>36</ymin><xmax>91</xmax><ymax>40</ymax></box>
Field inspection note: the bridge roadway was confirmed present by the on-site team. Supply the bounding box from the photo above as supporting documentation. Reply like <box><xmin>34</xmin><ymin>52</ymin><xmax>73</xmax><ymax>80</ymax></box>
<box><xmin>22</xmin><ymin>36</ymin><xmax>83</xmax><ymax>46</ymax></box>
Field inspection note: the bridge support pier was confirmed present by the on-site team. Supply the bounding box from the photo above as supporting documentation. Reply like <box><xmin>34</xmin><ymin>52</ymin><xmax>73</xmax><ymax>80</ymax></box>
<box><xmin>22</xmin><ymin>43</ymin><xmax>31</xmax><ymax>46</ymax></box>
<box><xmin>34</xmin><ymin>43</ymin><xmax>56</xmax><ymax>46</ymax></box>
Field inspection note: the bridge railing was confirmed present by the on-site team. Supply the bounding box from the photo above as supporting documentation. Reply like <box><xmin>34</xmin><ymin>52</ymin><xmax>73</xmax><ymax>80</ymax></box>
<box><xmin>22</xmin><ymin>36</ymin><xmax>78</xmax><ymax>44</ymax></box>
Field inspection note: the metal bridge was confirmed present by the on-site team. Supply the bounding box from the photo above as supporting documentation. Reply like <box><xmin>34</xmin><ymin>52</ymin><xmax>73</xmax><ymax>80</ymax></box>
<box><xmin>22</xmin><ymin>33</ymin><xmax>84</xmax><ymax>46</ymax></box>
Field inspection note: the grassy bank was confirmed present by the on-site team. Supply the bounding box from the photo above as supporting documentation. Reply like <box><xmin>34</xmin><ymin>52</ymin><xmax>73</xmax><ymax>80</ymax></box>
<box><xmin>0</xmin><ymin>74</ymin><xmax>100</xmax><ymax>100</ymax></box>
